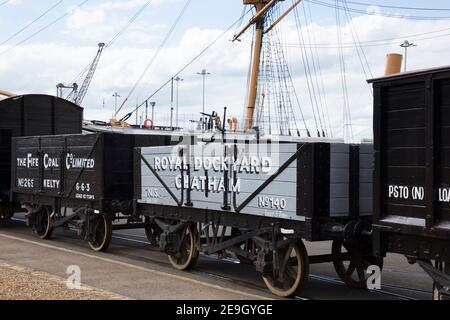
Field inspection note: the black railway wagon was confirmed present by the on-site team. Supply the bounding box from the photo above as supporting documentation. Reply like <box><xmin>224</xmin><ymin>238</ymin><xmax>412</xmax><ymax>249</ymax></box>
<box><xmin>0</xmin><ymin>94</ymin><xmax>82</xmax><ymax>220</ymax></box>
<box><xmin>11</xmin><ymin>131</ymin><xmax>180</xmax><ymax>251</ymax></box>
<box><xmin>133</xmin><ymin>140</ymin><xmax>380</xmax><ymax>297</ymax></box>
<box><xmin>370</xmin><ymin>66</ymin><xmax>450</xmax><ymax>299</ymax></box>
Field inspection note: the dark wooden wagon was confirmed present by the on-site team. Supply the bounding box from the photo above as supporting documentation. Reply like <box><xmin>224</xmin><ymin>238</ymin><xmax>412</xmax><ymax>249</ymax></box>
<box><xmin>369</xmin><ymin>66</ymin><xmax>450</xmax><ymax>300</ymax></box>
<box><xmin>11</xmin><ymin>131</ymin><xmax>181</xmax><ymax>251</ymax></box>
<box><xmin>0</xmin><ymin>94</ymin><xmax>82</xmax><ymax>220</ymax></box>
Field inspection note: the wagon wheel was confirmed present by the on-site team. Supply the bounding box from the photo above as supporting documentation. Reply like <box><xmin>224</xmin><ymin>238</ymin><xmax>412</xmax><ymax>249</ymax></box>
<box><xmin>88</xmin><ymin>214</ymin><xmax>113</xmax><ymax>252</ymax></box>
<box><xmin>32</xmin><ymin>206</ymin><xmax>54</xmax><ymax>240</ymax></box>
<box><xmin>144</xmin><ymin>217</ymin><xmax>162</xmax><ymax>247</ymax></box>
<box><xmin>262</xmin><ymin>240</ymin><xmax>309</xmax><ymax>298</ymax></box>
<box><xmin>168</xmin><ymin>224</ymin><xmax>199</xmax><ymax>271</ymax></box>
<box><xmin>0</xmin><ymin>200</ymin><xmax>13</xmax><ymax>222</ymax></box>
<box><xmin>332</xmin><ymin>239</ymin><xmax>383</xmax><ymax>289</ymax></box>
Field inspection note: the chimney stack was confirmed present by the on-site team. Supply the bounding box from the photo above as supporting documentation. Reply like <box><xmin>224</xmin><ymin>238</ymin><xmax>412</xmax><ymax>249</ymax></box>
<box><xmin>384</xmin><ymin>53</ymin><xmax>403</xmax><ymax>76</ymax></box>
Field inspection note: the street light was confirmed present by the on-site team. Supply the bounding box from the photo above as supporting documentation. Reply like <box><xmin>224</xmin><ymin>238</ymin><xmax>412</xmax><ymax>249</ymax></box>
<box><xmin>197</xmin><ymin>69</ymin><xmax>211</xmax><ymax>131</ymax></box>
<box><xmin>150</xmin><ymin>101</ymin><xmax>156</xmax><ymax>123</ymax></box>
<box><xmin>400</xmin><ymin>40</ymin><xmax>417</xmax><ymax>72</ymax></box>
<box><xmin>112</xmin><ymin>92</ymin><xmax>121</xmax><ymax>117</ymax></box>
<box><xmin>174</xmin><ymin>76</ymin><xmax>183</xmax><ymax>128</ymax></box>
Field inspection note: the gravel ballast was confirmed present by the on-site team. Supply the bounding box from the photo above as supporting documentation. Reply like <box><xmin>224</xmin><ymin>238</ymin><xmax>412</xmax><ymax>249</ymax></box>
<box><xmin>0</xmin><ymin>261</ymin><xmax>130</xmax><ymax>300</ymax></box>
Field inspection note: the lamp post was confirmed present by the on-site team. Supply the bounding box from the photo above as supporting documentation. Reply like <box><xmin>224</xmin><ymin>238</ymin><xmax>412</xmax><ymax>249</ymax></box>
<box><xmin>197</xmin><ymin>69</ymin><xmax>211</xmax><ymax>131</ymax></box>
<box><xmin>400</xmin><ymin>40</ymin><xmax>417</xmax><ymax>72</ymax></box>
<box><xmin>112</xmin><ymin>92</ymin><xmax>121</xmax><ymax>117</ymax></box>
<box><xmin>174</xmin><ymin>76</ymin><xmax>183</xmax><ymax>128</ymax></box>
<box><xmin>150</xmin><ymin>101</ymin><xmax>156</xmax><ymax>123</ymax></box>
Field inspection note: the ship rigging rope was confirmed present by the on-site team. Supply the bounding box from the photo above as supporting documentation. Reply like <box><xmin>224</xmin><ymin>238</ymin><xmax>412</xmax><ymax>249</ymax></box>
<box><xmin>293</xmin><ymin>5</ymin><xmax>324</xmax><ymax>137</ymax></box>
<box><xmin>242</xmin><ymin>31</ymin><xmax>255</xmax><ymax>126</ymax></box>
<box><xmin>0</xmin><ymin>0</ymin><xmax>90</xmax><ymax>56</ymax></box>
<box><xmin>274</xmin><ymin>5</ymin><xmax>306</xmax><ymax>136</ymax></box>
<box><xmin>0</xmin><ymin>0</ymin><xmax>9</xmax><ymax>8</ymax></box>
<box><xmin>338</xmin><ymin>0</ymin><xmax>450</xmax><ymax>12</ymax></box>
<box><xmin>298</xmin><ymin>0</ymin><xmax>330</xmax><ymax>137</ymax></box>
<box><xmin>303</xmin><ymin>0</ymin><xmax>332</xmax><ymax>137</ymax></box>
<box><xmin>259</xmin><ymin>5</ymin><xmax>302</xmax><ymax>136</ymax></box>
<box><xmin>341</xmin><ymin>0</ymin><xmax>373</xmax><ymax>95</ymax></box>
<box><xmin>106</xmin><ymin>0</ymin><xmax>152</xmax><ymax>48</ymax></box>
<box><xmin>114</xmin><ymin>0</ymin><xmax>192</xmax><ymax>119</ymax></box>
<box><xmin>306</xmin><ymin>0</ymin><xmax>450</xmax><ymax>20</ymax></box>
<box><xmin>335</xmin><ymin>0</ymin><xmax>354</xmax><ymax>142</ymax></box>
<box><xmin>66</xmin><ymin>0</ymin><xmax>153</xmax><ymax>93</ymax></box>
<box><xmin>119</xmin><ymin>7</ymin><xmax>253</xmax><ymax>122</ymax></box>
<box><xmin>0</xmin><ymin>0</ymin><xmax>64</xmax><ymax>47</ymax></box>
<box><xmin>255</xmin><ymin>25</ymin><xmax>450</xmax><ymax>49</ymax></box>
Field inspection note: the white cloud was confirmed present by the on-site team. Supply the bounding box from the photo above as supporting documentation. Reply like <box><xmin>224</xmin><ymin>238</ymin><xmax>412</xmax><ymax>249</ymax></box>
<box><xmin>1</xmin><ymin>12</ymin><xmax>450</xmax><ymax>141</ymax></box>
<box><xmin>8</xmin><ymin>0</ymin><xmax>23</xmax><ymax>5</ymax></box>
<box><xmin>65</xmin><ymin>0</ymin><xmax>179</xmax><ymax>42</ymax></box>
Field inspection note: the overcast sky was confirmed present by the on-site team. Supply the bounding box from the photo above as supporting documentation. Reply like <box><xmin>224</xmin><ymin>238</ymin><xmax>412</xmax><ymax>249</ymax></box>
<box><xmin>1</xmin><ymin>0</ymin><xmax>450</xmax><ymax>140</ymax></box>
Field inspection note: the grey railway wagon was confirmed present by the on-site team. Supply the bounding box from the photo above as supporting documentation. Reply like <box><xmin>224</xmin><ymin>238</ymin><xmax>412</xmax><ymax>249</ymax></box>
<box><xmin>133</xmin><ymin>139</ymin><xmax>381</xmax><ymax>297</ymax></box>
<box><xmin>134</xmin><ymin>141</ymin><xmax>372</xmax><ymax>239</ymax></box>
<box><xmin>370</xmin><ymin>66</ymin><xmax>450</xmax><ymax>298</ymax></box>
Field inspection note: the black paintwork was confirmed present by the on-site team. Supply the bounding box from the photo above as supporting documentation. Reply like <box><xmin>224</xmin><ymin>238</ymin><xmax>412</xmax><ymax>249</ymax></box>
<box><xmin>11</xmin><ymin>132</ymin><xmax>179</xmax><ymax>213</ymax></box>
<box><xmin>0</xmin><ymin>94</ymin><xmax>82</xmax><ymax>198</ymax></box>
<box><xmin>371</xmin><ymin>66</ymin><xmax>450</xmax><ymax>262</ymax></box>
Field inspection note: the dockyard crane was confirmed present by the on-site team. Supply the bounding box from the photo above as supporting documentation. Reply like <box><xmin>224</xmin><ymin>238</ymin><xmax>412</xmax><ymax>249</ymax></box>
<box><xmin>57</xmin><ymin>42</ymin><xmax>106</xmax><ymax>106</ymax></box>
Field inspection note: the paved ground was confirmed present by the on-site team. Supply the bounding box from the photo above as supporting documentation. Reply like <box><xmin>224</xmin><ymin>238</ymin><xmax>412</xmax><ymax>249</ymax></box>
<box><xmin>0</xmin><ymin>217</ymin><xmax>433</xmax><ymax>300</ymax></box>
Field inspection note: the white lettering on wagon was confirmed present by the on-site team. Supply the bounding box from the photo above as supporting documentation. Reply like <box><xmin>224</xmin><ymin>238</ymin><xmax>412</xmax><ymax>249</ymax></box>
<box><xmin>153</xmin><ymin>156</ymin><xmax>272</xmax><ymax>174</ymax></box>
<box><xmin>16</xmin><ymin>154</ymin><xmax>39</xmax><ymax>168</ymax></box>
<box><xmin>174</xmin><ymin>175</ymin><xmax>241</xmax><ymax>193</ymax></box>
<box><xmin>43</xmin><ymin>179</ymin><xmax>60</xmax><ymax>189</ymax></box>
<box><xmin>387</xmin><ymin>185</ymin><xmax>450</xmax><ymax>203</ymax></box>
<box><xmin>145</xmin><ymin>188</ymin><xmax>160</xmax><ymax>198</ymax></box>
<box><xmin>43</xmin><ymin>154</ymin><xmax>59</xmax><ymax>168</ymax></box>
<box><xmin>438</xmin><ymin>187</ymin><xmax>450</xmax><ymax>203</ymax></box>
<box><xmin>388</xmin><ymin>185</ymin><xmax>424</xmax><ymax>200</ymax></box>
<box><xmin>150</xmin><ymin>155</ymin><xmax>272</xmax><ymax>195</ymax></box>
<box><xmin>258</xmin><ymin>196</ymin><xmax>287</xmax><ymax>210</ymax></box>
<box><xmin>17</xmin><ymin>178</ymin><xmax>34</xmax><ymax>188</ymax></box>
<box><xmin>65</xmin><ymin>154</ymin><xmax>95</xmax><ymax>170</ymax></box>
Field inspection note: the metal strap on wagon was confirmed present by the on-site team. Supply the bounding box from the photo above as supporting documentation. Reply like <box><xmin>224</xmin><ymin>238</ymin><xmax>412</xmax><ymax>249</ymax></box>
<box><xmin>65</xmin><ymin>134</ymin><xmax>101</xmax><ymax>198</ymax></box>
<box><xmin>136</xmin><ymin>148</ymin><xmax>184</xmax><ymax>207</ymax></box>
<box><xmin>232</xmin><ymin>143</ymin><xmax>308</xmax><ymax>214</ymax></box>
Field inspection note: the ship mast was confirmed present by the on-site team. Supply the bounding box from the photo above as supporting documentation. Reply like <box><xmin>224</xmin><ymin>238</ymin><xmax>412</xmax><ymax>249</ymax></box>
<box><xmin>234</xmin><ymin>0</ymin><xmax>302</xmax><ymax>131</ymax></box>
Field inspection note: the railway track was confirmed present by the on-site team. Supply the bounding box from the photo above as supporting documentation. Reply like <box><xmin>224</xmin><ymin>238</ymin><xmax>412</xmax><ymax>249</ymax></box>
<box><xmin>6</xmin><ymin>218</ymin><xmax>431</xmax><ymax>300</ymax></box>
<box><xmin>112</xmin><ymin>230</ymin><xmax>429</xmax><ymax>300</ymax></box>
